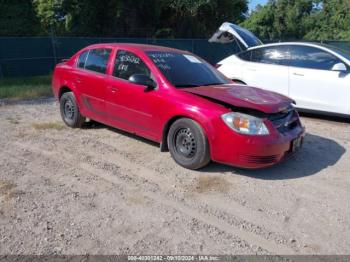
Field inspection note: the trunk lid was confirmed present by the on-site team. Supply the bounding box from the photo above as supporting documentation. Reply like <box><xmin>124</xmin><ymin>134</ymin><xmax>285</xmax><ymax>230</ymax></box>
<box><xmin>182</xmin><ymin>84</ymin><xmax>294</xmax><ymax>114</ymax></box>
<box><xmin>209</xmin><ymin>22</ymin><xmax>263</xmax><ymax>49</ymax></box>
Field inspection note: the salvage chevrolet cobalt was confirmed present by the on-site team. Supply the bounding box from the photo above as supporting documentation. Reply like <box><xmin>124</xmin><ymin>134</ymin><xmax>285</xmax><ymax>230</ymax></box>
<box><xmin>52</xmin><ymin>44</ymin><xmax>305</xmax><ymax>169</ymax></box>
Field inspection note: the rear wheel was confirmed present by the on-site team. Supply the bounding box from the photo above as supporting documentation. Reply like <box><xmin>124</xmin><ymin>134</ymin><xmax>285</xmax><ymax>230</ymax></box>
<box><xmin>167</xmin><ymin>118</ymin><xmax>210</xmax><ymax>170</ymax></box>
<box><xmin>60</xmin><ymin>92</ymin><xmax>85</xmax><ymax>128</ymax></box>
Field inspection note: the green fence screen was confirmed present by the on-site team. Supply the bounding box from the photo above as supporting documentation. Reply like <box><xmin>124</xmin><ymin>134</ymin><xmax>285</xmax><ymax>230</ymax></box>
<box><xmin>0</xmin><ymin>37</ymin><xmax>349</xmax><ymax>78</ymax></box>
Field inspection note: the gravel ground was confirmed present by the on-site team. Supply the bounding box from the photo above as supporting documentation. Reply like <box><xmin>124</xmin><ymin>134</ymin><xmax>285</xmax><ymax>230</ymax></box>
<box><xmin>0</xmin><ymin>100</ymin><xmax>350</xmax><ymax>255</ymax></box>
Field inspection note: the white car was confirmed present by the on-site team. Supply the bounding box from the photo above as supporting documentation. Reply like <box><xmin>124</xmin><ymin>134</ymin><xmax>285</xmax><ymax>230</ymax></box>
<box><xmin>210</xmin><ymin>22</ymin><xmax>350</xmax><ymax>117</ymax></box>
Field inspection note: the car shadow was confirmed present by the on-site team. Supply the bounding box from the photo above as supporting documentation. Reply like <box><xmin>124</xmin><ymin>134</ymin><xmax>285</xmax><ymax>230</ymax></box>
<box><xmin>82</xmin><ymin>121</ymin><xmax>345</xmax><ymax>180</ymax></box>
<box><xmin>202</xmin><ymin>133</ymin><xmax>346</xmax><ymax>180</ymax></box>
<box><xmin>82</xmin><ymin>120</ymin><xmax>160</xmax><ymax>147</ymax></box>
<box><xmin>299</xmin><ymin>111</ymin><xmax>350</xmax><ymax>124</ymax></box>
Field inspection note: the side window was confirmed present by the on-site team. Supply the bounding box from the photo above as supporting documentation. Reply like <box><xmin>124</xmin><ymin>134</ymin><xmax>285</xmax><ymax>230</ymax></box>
<box><xmin>251</xmin><ymin>46</ymin><xmax>290</xmax><ymax>66</ymax></box>
<box><xmin>113</xmin><ymin>50</ymin><xmax>150</xmax><ymax>80</ymax></box>
<box><xmin>289</xmin><ymin>45</ymin><xmax>341</xmax><ymax>70</ymax></box>
<box><xmin>238</xmin><ymin>51</ymin><xmax>251</xmax><ymax>61</ymax></box>
<box><xmin>84</xmin><ymin>48</ymin><xmax>112</xmax><ymax>74</ymax></box>
<box><xmin>77</xmin><ymin>50</ymin><xmax>89</xmax><ymax>69</ymax></box>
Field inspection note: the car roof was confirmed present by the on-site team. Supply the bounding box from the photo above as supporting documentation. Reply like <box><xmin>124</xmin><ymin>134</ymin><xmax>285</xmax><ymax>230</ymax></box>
<box><xmin>246</xmin><ymin>42</ymin><xmax>326</xmax><ymax>51</ymax></box>
<box><xmin>238</xmin><ymin>41</ymin><xmax>350</xmax><ymax>65</ymax></box>
<box><xmin>84</xmin><ymin>43</ymin><xmax>189</xmax><ymax>53</ymax></box>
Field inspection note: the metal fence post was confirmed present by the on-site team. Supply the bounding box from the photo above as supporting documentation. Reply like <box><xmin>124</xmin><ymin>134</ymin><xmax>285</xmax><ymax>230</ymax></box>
<box><xmin>50</xmin><ymin>26</ymin><xmax>58</xmax><ymax>65</ymax></box>
<box><xmin>0</xmin><ymin>60</ymin><xmax>3</xmax><ymax>79</ymax></box>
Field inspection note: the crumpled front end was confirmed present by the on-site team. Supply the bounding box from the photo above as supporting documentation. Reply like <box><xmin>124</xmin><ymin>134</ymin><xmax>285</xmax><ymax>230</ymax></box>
<box><xmin>209</xmin><ymin>107</ymin><xmax>305</xmax><ymax>169</ymax></box>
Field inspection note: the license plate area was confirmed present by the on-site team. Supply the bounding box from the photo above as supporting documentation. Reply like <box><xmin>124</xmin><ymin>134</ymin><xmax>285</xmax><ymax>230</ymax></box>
<box><xmin>291</xmin><ymin>136</ymin><xmax>303</xmax><ymax>152</ymax></box>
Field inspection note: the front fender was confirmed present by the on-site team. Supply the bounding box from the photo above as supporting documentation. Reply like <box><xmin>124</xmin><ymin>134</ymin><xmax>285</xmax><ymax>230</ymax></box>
<box><xmin>160</xmin><ymin>107</ymin><xmax>220</xmax><ymax>154</ymax></box>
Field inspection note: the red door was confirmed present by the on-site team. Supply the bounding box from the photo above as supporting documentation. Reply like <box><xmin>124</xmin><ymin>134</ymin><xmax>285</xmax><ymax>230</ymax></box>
<box><xmin>105</xmin><ymin>49</ymin><xmax>161</xmax><ymax>141</ymax></box>
<box><xmin>74</xmin><ymin>48</ymin><xmax>112</xmax><ymax>122</ymax></box>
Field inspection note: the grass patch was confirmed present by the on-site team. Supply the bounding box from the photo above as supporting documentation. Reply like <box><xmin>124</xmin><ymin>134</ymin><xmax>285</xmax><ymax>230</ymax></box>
<box><xmin>193</xmin><ymin>175</ymin><xmax>230</xmax><ymax>194</ymax></box>
<box><xmin>32</xmin><ymin>122</ymin><xmax>66</xmax><ymax>130</ymax></box>
<box><xmin>0</xmin><ymin>75</ymin><xmax>52</xmax><ymax>100</ymax></box>
<box><xmin>6</xmin><ymin>116</ymin><xmax>20</xmax><ymax>124</ymax></box>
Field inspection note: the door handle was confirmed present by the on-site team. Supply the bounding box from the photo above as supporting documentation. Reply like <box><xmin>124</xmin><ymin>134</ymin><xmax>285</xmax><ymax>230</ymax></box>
<box><xmin>247</xmin><ymin>68</ymin><xmax>256</xmax><ymax>71</ymax></box>
<box><xmin>293</xmin><ymin>72</ymin><xmax>304</xmax><ymax>76</ymax></box>
<box><xmin>109</xmin><ymin>86</ymin><xmax>118</xmax><ymax>93</ymax></box>
<box><xmin>76</xmin><ymin>77</ymin><xmax>82</xmax><ymax>83</ymax></box>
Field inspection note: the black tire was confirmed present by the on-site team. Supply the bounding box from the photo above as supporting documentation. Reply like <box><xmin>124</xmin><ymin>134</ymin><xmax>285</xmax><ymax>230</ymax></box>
<box><xmin>59</xmin><ymin>92</ymin><xmax>85</xmax><ymax>128</ymax></box>
<box><xmin>167</xmin><ymin>118</ymin><xmax>210</xmax><ymax>170</ymax></box>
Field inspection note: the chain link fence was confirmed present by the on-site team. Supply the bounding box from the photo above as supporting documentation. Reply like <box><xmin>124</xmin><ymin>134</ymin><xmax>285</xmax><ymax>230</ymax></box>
<box><xmin>0</xmin><ymin>37</ymin><xmax>240</xmax><ymax>78</ymax></box>
<box><xmin>0</xmin><ymin>37</ymin><xmax>349</xmax><ymax>78</ymax></box>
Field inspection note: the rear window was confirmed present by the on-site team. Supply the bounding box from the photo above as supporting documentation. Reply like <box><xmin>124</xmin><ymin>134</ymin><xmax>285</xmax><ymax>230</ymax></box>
<box><xmin>231</xmin><ymin>24</ymin><xmax>262</xmax><ymax>48</ymax></box>
<box><xmin>77</xmin><ymin>51</ymin><xmax>89</xmax><ymax>68</ymax></box>
<box><xmin>83</xmin><ymin>48</ymin><xmax>112</xmax><ymax>74</ymax></box>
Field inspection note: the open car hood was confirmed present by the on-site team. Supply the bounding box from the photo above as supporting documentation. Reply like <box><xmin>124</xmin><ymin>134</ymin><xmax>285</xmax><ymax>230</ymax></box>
<box><xmin>182</xmin><ymin>84</ymin><xmax>294</xmax><ymax>114</ymax></box>
<box><xmin>209</xmin><ymin>22</ymin><xmax>263</xmax><ymax>49</ymax></box>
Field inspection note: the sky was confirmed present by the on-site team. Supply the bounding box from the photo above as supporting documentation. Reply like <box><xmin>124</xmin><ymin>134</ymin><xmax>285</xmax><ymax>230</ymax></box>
<box><xmin>249</xmin><ymin>0</ymin><xmax>268</xmax><ymax>11</ymax></box>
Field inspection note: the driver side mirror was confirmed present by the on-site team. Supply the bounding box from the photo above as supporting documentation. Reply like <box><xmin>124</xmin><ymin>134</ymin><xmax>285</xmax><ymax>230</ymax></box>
<box><xmin>332</xmin><ymin>63</ymin><xmax>347</xmax><ymax>72</ymax></box>
<box><xmin>128</xmin><ymin>74</ymin><xmax>156</xmax><ymax>91</ymax></box>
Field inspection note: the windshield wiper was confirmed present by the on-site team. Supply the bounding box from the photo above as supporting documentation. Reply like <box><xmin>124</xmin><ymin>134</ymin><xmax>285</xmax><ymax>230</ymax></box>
<box><xmin>174</xmin><ymin>84</ymin><xmax>200</xmax><ymax>88</ymax></box>
<box><xmin>201</xmin><ymin>82</ymin><xmax>225</xmax><ymax>86</ymax></box>
<box><xmin>175</xmin><ymin>82</ymin><xmax>226</xmax><ymax>88</ymax></box>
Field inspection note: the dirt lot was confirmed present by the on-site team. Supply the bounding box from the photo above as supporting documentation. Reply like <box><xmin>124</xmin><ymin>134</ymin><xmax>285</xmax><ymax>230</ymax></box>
<box><xmin>0</xmin><ymin>100</ymin><xmax>350</xmax><ymax>255</ymax></box>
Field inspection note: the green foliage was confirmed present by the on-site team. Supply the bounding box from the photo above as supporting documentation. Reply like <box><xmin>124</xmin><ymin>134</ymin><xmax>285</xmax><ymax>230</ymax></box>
<box><xmin>241</xmin><ymin>0</ymin><xmax>315</xmax><ymax>40</ymax></box>
<box><xmin>242</xmin><ymin>0</ymin><xmax>350</xmax><ymax>41</ymax></box>
<box><xmin>2</xmin><ymin>0</ymin><xmax>350</xmax><ymax>40</ymax></box>
<box><xmin>0</xmin><ymin>0</ymin><xmax>42</xmax><ymax>36</ymax></box>
<box><xmin>304</xmin><ymin>0</ymin><xmax>350</xmax><ymax>40</ymax></box>
<box><xmin>1</xmin><ymin>0</ymin><xmax>248</xmax><ymax>38</ymax></box>
<box><xmin>157</xmin><ymin>0</ymin><xmax>247</xmax><ymax>38</ymax></box>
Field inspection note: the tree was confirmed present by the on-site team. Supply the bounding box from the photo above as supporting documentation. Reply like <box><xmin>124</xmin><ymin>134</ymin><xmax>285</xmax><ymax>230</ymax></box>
<box><xmin>304</xmin><ymin>0</ymin><xmax>350</xmax><ymax>40</ymax></box>
<box><xmin>242</xmin><ymin>0</ymin><xmax>350</xmax><ymax>41</ymax></box>
<box><xmin>0</xmin><ymin>0</ymin><xmax>42</xmax><ymax>36</ymax></box>
<box><xmin>157</xmin><ymin>0</ymin><xmax>248</xmax><ymax>38</ymax></box>
<box><xmin>33</xmin><ymin>0</ymin><xmax>161</xmax><ymax>37</ymax></box>
<box><xmin>1</xmin><ymin>0</ymin><xmax>249</xmax><ymax>38</ymax></box>
<box><xmin>241</xmin><ymin>0</ymin><xmax>314</xmax><ymax>41</ymax></box>
<box><xmin>33</xmin><ymin>0</ymin><xmax>72</xmax><ymax>35</ymax></box>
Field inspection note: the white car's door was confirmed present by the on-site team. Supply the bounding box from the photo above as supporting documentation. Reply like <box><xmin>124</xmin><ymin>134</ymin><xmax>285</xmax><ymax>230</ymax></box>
<box><xmin>288</xmin><ymin>45</ymin><xmax>350</xmax><ymax>114</ymax></box>
<box><xmin>240</xmin><ymin>46</ymin><xmax>290</xmax><ymax>96</ymax></box>
<box><xmin>217</xmin><ymin>55</ymin><xmax>246</xmax><ymax>81</ymax></box>
<box><xmin>210</xmin><ymin>22</ymin><xmax>290</xmax><ymax>94</ymax></box>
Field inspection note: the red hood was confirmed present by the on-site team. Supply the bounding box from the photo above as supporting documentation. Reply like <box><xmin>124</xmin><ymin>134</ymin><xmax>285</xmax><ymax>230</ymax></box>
<box><xmin>182</xmin><ymin>84</ymin><xmax>294</xmax><ymax>113</ymax></box>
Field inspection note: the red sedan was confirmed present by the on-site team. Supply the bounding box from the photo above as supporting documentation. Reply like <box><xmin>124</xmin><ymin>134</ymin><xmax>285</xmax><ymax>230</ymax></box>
<box><xmin>52</xmin><ymin>43</ymin><xmax>305</xmax><ymax>169</ymax></box>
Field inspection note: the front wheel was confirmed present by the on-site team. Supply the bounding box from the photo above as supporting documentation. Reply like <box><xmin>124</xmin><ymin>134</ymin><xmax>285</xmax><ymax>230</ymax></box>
<box><xmin>59</xmin><ymin>92</ymin><xmax>85</xmax><ymax>128</ymax></box>
<box><xmin>167</xmin><ymin>118</ymin><xmax>210</xmax><ymax>170</ymax></box>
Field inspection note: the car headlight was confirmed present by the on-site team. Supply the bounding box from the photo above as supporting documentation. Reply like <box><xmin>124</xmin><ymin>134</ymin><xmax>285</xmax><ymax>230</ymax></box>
<box><xmin>221</xmin><ymin>112</ymin><xmax>269</xmax><ymax>135</ymax></box>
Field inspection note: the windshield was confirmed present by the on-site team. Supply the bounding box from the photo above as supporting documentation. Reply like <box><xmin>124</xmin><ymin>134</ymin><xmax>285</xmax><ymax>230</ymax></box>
<box><xmin>146</xmin><ymin>51</ymin><xmax>229</xmax><ymax>88</ymax></box>
<box><xmin>321</xmin><ymin>44</ymin><xmax>350</xmax><ymax>61</ymax></box>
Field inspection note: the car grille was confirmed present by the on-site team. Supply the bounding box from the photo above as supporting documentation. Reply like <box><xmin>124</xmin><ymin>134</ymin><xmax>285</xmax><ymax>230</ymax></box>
<box><xmin>238</xmin><ymin>154</ymin><xmax>279</xmax><ymax>164</ymax></box>
<box><xmin>268</xmin><ymin>108</ymin><xmax>300</xmax><ymax>133</ymax></box>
